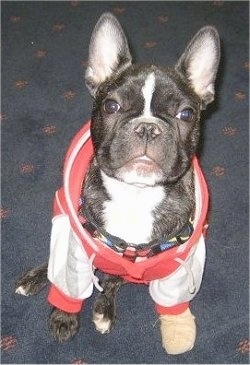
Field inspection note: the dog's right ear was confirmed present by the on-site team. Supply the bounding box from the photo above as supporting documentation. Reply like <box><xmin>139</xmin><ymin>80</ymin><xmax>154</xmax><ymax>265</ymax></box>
<box><xmin>85</xmin><ymin>13</ymin><xmax>132</xmax><ymax>96</ymax></box>
<box><xmin>175</xmin><ymin>26</ymin><xmax>220</xmax><ymax>108</ymax></box>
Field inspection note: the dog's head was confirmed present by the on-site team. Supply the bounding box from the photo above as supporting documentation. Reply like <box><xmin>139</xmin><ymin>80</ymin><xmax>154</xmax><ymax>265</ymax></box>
<box><xmin>85</xmin><ymin>13</ymin><xmax>220</xmax><ymax>187</ymax></box>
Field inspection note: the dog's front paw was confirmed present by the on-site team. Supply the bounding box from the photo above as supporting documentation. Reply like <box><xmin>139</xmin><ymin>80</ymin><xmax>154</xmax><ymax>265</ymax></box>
<box><xmin>92</xmin><ymin>296</ymin><xmax>115</xmax><ymax>334</ymax></box>
<box><xmin>15</xmin><ymin>263</ymin><xmax>48</xmax><ymax>296</ymax></box>
<box><xmin>93</xmin><ymin>311</ymin><xmax>112</xmax><ymax>334</ymax></box>
<box><xmin>159</xmin><ymin>308</ymin><xmax>196</xmax><ymax>355</ymax></box>
<box><xmin>48</xmin><ymin>308</ymin><xmax>80</xmax><ymax>342</ymax></box>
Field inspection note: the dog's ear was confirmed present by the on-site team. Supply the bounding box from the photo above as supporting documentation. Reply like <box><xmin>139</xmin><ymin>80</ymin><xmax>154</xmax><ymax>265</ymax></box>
<box><xmin>175</xmin><ymin>26</ymin><xmax>220</xmax><ymax>108</ymax></box>
<box><xmin>85</xmin><ymin>13</ymin><xmax>132</xmax><ymax>96</ymax></box>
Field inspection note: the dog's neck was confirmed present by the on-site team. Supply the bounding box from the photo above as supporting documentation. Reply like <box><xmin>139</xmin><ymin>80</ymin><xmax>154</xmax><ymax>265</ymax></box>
<box><xmin>100</xmin><ymin>170</ymin><xmax>165</xmax><ymax>244</ymax></box>
<box><xmin>83</xmin><ymin>159</ymin><xmax>195</xmax><ymax>246</ymax></box>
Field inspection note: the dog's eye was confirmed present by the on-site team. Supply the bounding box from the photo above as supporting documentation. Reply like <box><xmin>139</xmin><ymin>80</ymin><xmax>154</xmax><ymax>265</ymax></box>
<box><xmin>104</xmin><ymin>99</ymin><xmax>120</xmax><ymax>114</ymax></box>
<box><xmin>176</xmin><ymin>108</ymin><xmax>194</xmax><ymax>122</ymax></box>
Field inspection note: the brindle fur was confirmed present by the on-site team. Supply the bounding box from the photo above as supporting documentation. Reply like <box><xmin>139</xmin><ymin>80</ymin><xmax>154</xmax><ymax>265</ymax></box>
<box><xmin>16</xmin><ymin>266</ymin><xmax>123</xmax><ymax>340</ymax></box>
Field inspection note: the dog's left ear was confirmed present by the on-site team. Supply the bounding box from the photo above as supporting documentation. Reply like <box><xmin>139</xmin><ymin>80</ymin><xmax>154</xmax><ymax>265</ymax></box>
<box><xmin>85</xmin><ymin>13</ymin><xmax>132</xmax><ymax>96</ymax></box>
<box><xmin>175</xmin><ymin>26</ymin><xmax>220</xmax><ymax>108</ymax></box>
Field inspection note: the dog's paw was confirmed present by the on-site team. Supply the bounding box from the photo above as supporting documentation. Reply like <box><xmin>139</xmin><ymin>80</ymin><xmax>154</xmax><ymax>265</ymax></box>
<box><xmin>92</xmin><ymin>295</ymin><xmax>115</xmax><ymax>334</ymax></box>
<box><xmin>48</xmin><ymin>308</ymin><xmax>80</xmax><ymax>342</ymax></box>
<box><xmin>15</xmin><ymin>264</ymin><xmax>48</xmax><ymax>296</ymax></box>
<box><xmin>15</xmin><ymin>278</ymin><xmax>46</xmax><ymax>296</ymax></box>
<box><xmin>93</xmin><ymin>311</ymin><xmax>112</xmax><ymax>334</ymax></box>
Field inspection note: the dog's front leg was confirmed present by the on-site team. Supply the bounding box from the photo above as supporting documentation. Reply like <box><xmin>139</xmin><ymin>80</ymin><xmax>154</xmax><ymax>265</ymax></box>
<box><xmin>48</xmin><ymin>307</ymin><xmax>80</xmax><ymax>342</ymax></box>
<box><xmin>93</xmin><ymin>274</ymin><xmax>124</xmax><ymax>334</ymax></box>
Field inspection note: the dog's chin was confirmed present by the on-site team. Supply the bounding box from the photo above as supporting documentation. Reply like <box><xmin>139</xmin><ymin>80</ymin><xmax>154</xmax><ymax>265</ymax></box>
<box><xmin>117</xmin><ymin>157</ymin><xmax>163</xmax><ymax>187</ymax></box>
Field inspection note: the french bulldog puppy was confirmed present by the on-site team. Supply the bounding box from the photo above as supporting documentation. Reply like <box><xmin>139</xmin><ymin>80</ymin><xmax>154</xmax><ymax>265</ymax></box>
<box><xmin>16</xmin><ymin>13</ymin><xmax>220</xmax><ymax>355</ymax></box>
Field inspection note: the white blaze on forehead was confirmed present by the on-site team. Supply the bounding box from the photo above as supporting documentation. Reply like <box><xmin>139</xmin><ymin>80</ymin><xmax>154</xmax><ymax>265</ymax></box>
<box><xmin>141</xmin><ymin>72</ymin><xmax>155</xmax><ymax>117</ymax></box>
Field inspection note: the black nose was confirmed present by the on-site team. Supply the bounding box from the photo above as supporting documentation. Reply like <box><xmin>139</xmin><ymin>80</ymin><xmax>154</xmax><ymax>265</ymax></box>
<box><xmin>134</xmin><ymin>122</ymin><xmax>162</xmax><ymax>140</ymax></box>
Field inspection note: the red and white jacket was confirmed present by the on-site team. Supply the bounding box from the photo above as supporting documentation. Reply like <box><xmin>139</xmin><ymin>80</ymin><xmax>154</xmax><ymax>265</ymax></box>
<box><xmin>47</xmin><ymin>121</ymin><xmax>209</xmax><ymax>313</ymax></box>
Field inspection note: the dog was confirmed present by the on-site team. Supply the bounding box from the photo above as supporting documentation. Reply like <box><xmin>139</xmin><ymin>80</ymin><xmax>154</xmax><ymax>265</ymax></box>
<box><xmin>16</xmin><ymin>13</ymin><xmax>220</xmax><ymax>355</ymax></box>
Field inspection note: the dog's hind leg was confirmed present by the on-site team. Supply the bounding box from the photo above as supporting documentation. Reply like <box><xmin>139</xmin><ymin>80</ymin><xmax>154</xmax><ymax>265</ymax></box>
<box><xmin>15</xmin><ymin>262</ymin><xmax>48</xmax><ymax>296</ymax></box>
<box><xmin>93</xmin><ymin>274</ymin><xmax>124</xmax><ymax>334</ymax></box>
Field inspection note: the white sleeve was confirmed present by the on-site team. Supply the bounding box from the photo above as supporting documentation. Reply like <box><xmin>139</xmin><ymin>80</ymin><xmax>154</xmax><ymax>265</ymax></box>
<box><xmin>149</xmin><ymin>236</ymin><xmax>206</xmax><ymax>307</ymax></box>
<box><xmin>47</xmin><ymin>214</ymin><xmax>94</xmax><ymax>300</ymax></box>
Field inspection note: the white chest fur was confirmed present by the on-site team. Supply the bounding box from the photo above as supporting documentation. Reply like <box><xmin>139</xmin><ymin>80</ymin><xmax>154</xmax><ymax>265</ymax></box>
<box><xmin>101</xmin><ymin>171</ymin><xmax>165</xmax><ymax>244</ymax></box>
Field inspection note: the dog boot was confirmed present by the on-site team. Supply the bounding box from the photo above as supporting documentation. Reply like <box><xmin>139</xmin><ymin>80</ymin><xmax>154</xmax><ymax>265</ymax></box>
<box><xmin>159</xmin><ymin>308</ymin><xmax>196</xmax><ymax>355</ymax></box>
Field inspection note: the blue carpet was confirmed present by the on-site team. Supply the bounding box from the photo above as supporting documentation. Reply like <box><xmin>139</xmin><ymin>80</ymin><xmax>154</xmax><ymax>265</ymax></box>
<box><xmin>1</xmin><ymin>1</ymin><xmax>249</xmax><ymax>364</ymax></box>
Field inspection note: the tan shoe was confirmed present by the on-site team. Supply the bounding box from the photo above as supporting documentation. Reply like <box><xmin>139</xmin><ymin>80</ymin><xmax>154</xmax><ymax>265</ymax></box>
<box><xmin>159</xmin><ymin>308</ymin><xmax>196</xmax><ymax>355</ymax></box>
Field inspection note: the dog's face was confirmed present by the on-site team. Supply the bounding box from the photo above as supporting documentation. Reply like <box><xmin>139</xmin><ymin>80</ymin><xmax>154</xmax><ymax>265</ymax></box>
<box><xmin>85</xmin><ymin>13</ymin><xmax>220</xmax><ymax>187</ymax></box>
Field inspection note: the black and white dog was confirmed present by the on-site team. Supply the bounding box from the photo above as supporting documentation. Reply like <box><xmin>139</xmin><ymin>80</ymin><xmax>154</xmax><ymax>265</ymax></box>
<box><xmin>16</xmin><ymin>13</ymin><xmax>220</xmax><ymax>355</ymax></box>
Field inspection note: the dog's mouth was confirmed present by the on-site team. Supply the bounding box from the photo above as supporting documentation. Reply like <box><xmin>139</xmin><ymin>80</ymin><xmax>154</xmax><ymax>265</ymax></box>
<box><xmin>117</xmin><ymin>155</ymin><xmax>163</xmax><ymax>186</ymax></box>
<box><xmin>124</xmin><ymin>156</ymin><xmax>160</xmax><ymax>175</ymax></box>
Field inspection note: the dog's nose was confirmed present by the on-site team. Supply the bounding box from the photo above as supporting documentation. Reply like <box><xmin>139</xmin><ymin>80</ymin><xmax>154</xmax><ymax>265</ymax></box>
<box><xmin>134</xmin><ymin>122</ymin><xmax>162</xmax><ymax>140</ymax></box>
